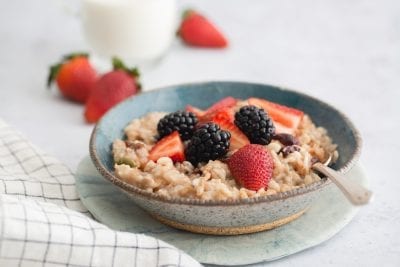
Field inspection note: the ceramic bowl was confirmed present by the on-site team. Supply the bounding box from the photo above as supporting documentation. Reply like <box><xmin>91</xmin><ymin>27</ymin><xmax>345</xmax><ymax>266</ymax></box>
<box><xmin>89</xmin><ymin>81</ymin><xmax>362</xmax><ymax>235</ymax></box>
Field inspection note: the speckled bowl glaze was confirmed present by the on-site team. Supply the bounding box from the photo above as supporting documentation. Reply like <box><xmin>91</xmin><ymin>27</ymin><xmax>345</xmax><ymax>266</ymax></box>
<box><xmin>89</xmin><ymin>81</ymin><xmax>362</xmax><ymax>235</ymax></box>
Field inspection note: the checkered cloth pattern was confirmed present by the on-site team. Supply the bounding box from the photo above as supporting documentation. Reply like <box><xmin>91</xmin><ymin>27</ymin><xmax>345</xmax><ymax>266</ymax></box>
<box><xmin>0</xmin><ymin>119</ymin><xmax>201</xmax><ymax>267</ymax></box>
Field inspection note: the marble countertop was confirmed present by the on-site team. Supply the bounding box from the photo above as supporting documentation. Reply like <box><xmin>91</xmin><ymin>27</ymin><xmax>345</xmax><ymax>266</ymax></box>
<box><xmin>1</xmin><ymin>0</ymin><xmax>399</xmax><ymax>266</ymax></box>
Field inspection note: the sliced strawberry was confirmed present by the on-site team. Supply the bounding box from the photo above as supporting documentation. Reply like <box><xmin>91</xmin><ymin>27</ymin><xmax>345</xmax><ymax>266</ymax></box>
<box><xmin>274</xmin><ymin>121</ymin><xmax>296</xmax><ymax>135</ymax></box>
<box><xmin>205</xmin><ymin>96</ymin><xmax>237</xmax><ymax>114</ymax></box>
<box><xmin>201</xmin><ymin>106</ymin><xmax>234</xmax><ymax>123</ymax></box>
<box><xmin>197</xmin><ymin>97</ymin><xmax>237</xmax><ymax>122</ymax></box>
<box><xmin>187</xmin><ymin>97</ymin><xmax>237</xmax><ymax>123</ymax></box>
<box><xmin>185</xmin><ymin>105</ymin><xmax>206</xmax><ymax>118</ymax></box>
<box><xmin>248</xmin><ymin>98</ymin><xmax>304</xmax><ymax>131</ymax></box>
<box><xmin>148</xmin><ymin>131</ymin><xmax>185</xmax><ymax>163</ymax></box>
<box><xmin>210</xmin><ymin>107</ymin><xmax>235</xmax><ymax>122</ymax></box>
<box><xmin>212</xmin><ymin>117</ymin><xmax>250</xmax><ymax>151</ymax></box>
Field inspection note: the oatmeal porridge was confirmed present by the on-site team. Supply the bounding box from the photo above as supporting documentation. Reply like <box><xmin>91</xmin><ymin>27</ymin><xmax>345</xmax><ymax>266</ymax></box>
<box><xmin>112</xmin><ymin>97</ymin><xmax>338</xmax><ymax>201</ymax></box>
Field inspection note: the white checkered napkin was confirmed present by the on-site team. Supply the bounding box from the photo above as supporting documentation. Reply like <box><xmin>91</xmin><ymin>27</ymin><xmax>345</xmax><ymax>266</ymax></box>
<box><xmin>0</xmin><ymin>119</ymin><xmax>88</xmax><ymax>214</ymax></box>
<box><xmin>0</xmin><ymin>119</ymin><xmax>202</xmax><ymax>267</ymax></box>
<box><xmin>0</xmin><ymin>195</ymin><xmax>201</xmax><ymax>267</ymax></box>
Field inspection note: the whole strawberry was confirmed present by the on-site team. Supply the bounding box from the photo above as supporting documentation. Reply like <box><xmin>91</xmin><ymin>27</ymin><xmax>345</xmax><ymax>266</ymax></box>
<box><xmin>228</xmin><ymin>144</ymin><xmax>274</xmax><ymax>191</ymax></box>
<box><xmin>84</xmin><ymin>57</ymin><xmax>141</xmax><ymax>123</ymax></box>
<box><xmin>47</xmin><ymin>53</ymin><xmax>97</xmax><ymax>103</ymax></box>
<box><xmin>178</xmin><ymin>9</ymin><xmax>228</xmax><ymax>48</ymax></box>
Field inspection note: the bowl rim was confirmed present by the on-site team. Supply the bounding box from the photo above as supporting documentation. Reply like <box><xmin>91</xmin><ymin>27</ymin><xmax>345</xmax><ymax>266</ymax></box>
<box><xmin>89</xmin><ymin>81</ymin><xmax>362</xmax><ymax>206</ymax></box>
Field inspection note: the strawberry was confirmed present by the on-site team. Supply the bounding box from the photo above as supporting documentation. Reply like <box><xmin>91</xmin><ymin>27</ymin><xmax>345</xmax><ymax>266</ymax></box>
<box><xmin>47</xmin><ymin>52</ymin><xmax>97</xmax><ymax>103</ymax></box>
<box><xmin>185</xmin><ymin>105</ymin><xmax>206</xmax><ymax>118</ymax></box>
<box><xmin>201</xmin><ymin>107</ymin><xmax>234</xmax><ymax>124</ymax></box>
<box><xmin>248</xmin><ymin>98</ymin><xmax>304</xmax><ymax>134</ymax></box>
<box><xmin>204</xmin><ymin>96</ymin><xmax>237</xmax><ymax>114</ymax></box>
<box><xmin>186</xmin><ymin>97</ymin><xmax>237</xmax><ymax>123</ymax></box>
<box><xmin>212</xmin><ymin>117</ymin><xmax>249</xmax><ymax>151</ymax></box>
<box><xmin>228</xmin><ymin>144</ymin><xmax>274</xmax><ymax>191</ymax></box>
<box><xmin>273</xmin><ymin>122</ymin><xmax>294</xmax><ymax>135</ymax></box>
<box><xmin>84</xmin><ymin>57</ymin><xmax>141</xmax><ymax>123</ymax></box>
<box><xmin>178</xmin><ymin>9</ymin><xmax>228</xmax><ymax>48</ymax></box>
<box><xmin>209</xmin><ymin>107</ymin><xmax>235</xmax><ymax>122</ymax></box>
<box><xmin>148</xmin><ymin>131</ymin><xmax>185</xmax><ymax>163</ymax></box>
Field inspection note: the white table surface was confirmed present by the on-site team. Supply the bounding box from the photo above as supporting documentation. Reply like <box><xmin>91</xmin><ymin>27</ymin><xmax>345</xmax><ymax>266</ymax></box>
<box><xmin>1</xmin><ymin>0</ymin><xmax>399</xmax><ymax>266</ymax></box>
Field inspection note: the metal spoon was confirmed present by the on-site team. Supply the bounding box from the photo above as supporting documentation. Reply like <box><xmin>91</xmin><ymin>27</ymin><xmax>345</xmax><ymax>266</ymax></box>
<box><xmin>312</xmin><ymin>155</ymin><xmax>373</xmax><ymax>205</ymax></box>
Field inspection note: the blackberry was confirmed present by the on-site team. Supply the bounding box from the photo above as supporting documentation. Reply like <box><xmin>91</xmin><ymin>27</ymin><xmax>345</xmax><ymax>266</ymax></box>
<box><xmin>157</xmin><ymin>111</ymin><xmax>198</xmax><ymax>140</ymax></box>
<box><xmin>186</xmin><ymin>122</ymin><xmax>231</xmax><ymax>165</ymax></box>
<box><xmin>234</xmin><ymin>105</ymin><xmax>275</xmax><ymax>145</ymax></box>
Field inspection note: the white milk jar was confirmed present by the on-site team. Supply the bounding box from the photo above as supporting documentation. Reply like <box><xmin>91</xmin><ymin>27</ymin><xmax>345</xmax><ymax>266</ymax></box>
<box><xmin>81</xmin><ymin>0</ymin><xmax>177</xmax><ymax>66</ymax></box>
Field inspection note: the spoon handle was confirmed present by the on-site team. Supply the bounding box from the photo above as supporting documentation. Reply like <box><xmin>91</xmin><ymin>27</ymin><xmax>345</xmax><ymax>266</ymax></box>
<box><xmin>313</xmin><ymin>163</ymin><xmax>373</xmax><ymax>205</ymax></box>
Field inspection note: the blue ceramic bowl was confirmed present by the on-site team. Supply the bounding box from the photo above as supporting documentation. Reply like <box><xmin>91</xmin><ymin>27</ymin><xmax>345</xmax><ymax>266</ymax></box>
<box><xmin>89</xmin><ymin>81</ymin><xmax>362</xmax><ymax>235</ymax></box>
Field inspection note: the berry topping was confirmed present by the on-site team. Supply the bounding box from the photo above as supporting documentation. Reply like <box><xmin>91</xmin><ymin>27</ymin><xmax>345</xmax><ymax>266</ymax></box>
<box><xmin>248</xmin><ymin>98</ymin><xmax>304</xmax><ymax>134</ymax></box>
<box><xmin>185</xmin><ymin>122</ymin><xmax>231</xmax><ymax>165</ymax></box>
<box><xmin>228</xmin><ymin>144</ymin><xmax>274</xmax><ymax>191</ymax></box>
<box><xmin>234</xmin><ymin>105</ymin><xmax>275</xmax><ymax>145</ymax></box>
<box><xmin>157</xmin><ymin>111</ymin><xmax>198</xmax><ymax>140</ymax></box>
<box><xmin>211</xmin><ymin>107</ymin><xmax>235</xmax><ymax>122</ymax></box>
<box><xmin>279</xmin><ymin>145</ymin><xmax>301</xmax><ymax>157</ymax></box>
<box><xmin>201</xmin><ymin>106</ymin><xmax>235</xmax><ymax>124</ymax></box>
<box><xmin>186</xmin><ymin>97</ymin><xmax>237</xmax><ymax>123</ymax></box>
<box><xmin>185</xmin><ymin>105</ymin><xmax>206</xmax><ymax>118</ymax></box>
<box><xmin>148</xmin><ymin>131</ymin><xmax>185</xmax><ymax>163</ymax></box>
<box><xmin>272</xmin><ymin>133</ymin><xmax>300</xmax><ymax>146</ymax></box>
<box><xmin>273</xmin><ymin>122</ymin><xmax>295</xmax><ymax>136</ymax></box>
<box><xmin>212</xmin><ymin>117</ymin><xmax>250</xmax><ymax>151</ymax></box>
<box><xmin>204</xmin><ymin>96</ymin><xmax>237</xmax><ymax>115</ymax></box>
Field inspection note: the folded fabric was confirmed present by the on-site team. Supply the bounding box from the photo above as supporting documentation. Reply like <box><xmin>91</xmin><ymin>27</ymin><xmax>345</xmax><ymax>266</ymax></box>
<box><xmin>0</xmin><ymin>119</ymin><xmax>201</xmax><ymax>267</ymax></box>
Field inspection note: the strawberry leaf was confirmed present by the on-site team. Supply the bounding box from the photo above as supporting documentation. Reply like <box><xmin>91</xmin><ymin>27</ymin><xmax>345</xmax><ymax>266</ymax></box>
<box><xmin>63</xmin><ymin>52</ymin><xmax>89</xmax><ymax>61</ymax></box>
<box><xmin>47</xmin><ymin>63</ymin><xmax>61</xmax><ymax>88</ymax></box>
<box><xmin>182</xmin><ymin>9</ymin><xmax>196</xmax><ymax>20</ymax></box>
<box><xmin>112</xmin><ymin>57</ymin><xmax>140</xmax><ymax>78</ymax></box>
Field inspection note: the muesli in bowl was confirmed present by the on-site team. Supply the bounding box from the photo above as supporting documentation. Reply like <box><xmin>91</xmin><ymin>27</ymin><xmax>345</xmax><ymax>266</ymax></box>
<box><xmin>90</xmin><ymin>81</ymin><xmax>361</xmax><ymax>235</ymax></box>
<box><xmin>112</xmin><ymin>96</ymin><xmax>339</xmax><ymax>201</ymax></box>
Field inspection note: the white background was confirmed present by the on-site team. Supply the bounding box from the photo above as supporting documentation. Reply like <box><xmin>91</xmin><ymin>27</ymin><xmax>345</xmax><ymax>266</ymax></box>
<box><xmin>0</xmin><ymin>0</ymin><xmax>399</xmax><ymax>266</ymax></box>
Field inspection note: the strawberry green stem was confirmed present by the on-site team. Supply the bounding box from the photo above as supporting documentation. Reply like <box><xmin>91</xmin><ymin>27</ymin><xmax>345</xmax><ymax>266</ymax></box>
<box><xmin>47</xmin><ymin>64</ymin><xmax>61</xmax><ymax>88</ymax></box>
<box><xmin>63</xmin><ymin>52</ymin><xmax>89</xmax><ymax>61</ymax></box>
<box><xmin>112</xmin><ymin>57</ymin><xmax>140</xmax><ymax>78</ymax></box>
<box><xmin>182</xmin><ymin>9</ymin><xmax>195</xmax><ymax>20</ymax></box>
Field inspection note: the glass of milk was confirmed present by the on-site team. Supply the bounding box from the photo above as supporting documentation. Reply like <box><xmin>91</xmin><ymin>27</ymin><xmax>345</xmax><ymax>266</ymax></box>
<box><xmin>81</xmin><ymin>0</ymin><xmax>177</xmax><ymax>67</ymax></box>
